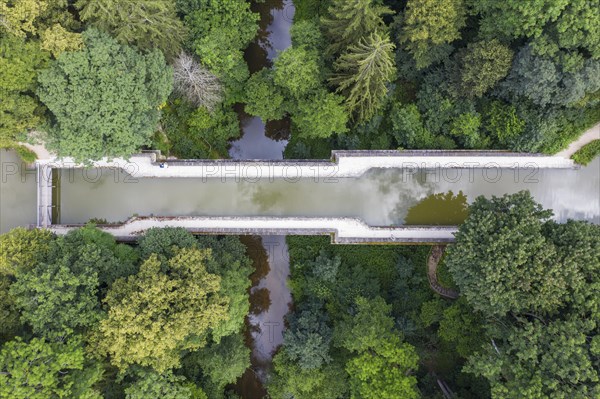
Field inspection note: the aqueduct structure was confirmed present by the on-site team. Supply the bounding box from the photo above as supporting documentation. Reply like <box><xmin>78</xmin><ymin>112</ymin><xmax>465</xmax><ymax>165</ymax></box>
<box><xmin>36</xmin><ymin>150</ymin><xmax>576</xmax><ymax>244</ymax></box>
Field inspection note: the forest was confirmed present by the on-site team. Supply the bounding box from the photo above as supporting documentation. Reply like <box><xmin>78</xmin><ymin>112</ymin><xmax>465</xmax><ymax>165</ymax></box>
<box><xmin>1</xmin><ymin>0</ymin><xmax>599</xmax><ymax>398</ymax></box>
<box><xmin>1</xmin><ymin>0</ymin><xmax>598</xmax><ymax>161</ymax></box>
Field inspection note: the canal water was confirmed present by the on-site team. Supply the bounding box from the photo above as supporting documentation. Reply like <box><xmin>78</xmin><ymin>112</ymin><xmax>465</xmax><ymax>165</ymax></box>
<box><xmin>1</xmin><ymin>151</ymin><xmax>600</xmax><ymax>233</ymax></box>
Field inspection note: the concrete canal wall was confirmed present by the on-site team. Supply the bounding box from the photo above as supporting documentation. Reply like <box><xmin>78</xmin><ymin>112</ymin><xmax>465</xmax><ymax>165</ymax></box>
<box><xmin>49</xmin><ymin>216</ymin><xmax>459</xmax><ymax>244</ymax></box>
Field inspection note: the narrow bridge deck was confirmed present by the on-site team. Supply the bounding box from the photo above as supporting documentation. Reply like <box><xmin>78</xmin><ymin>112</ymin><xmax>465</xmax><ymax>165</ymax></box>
<box><xmin>49</xmin><ymin>216</ymin><xmax>458</xmax><ymax>244</ymax></box>
<box><xmin>36</xmin><ymin>164</ymin><xmax>53</xmax><ymax>228</ymax></box>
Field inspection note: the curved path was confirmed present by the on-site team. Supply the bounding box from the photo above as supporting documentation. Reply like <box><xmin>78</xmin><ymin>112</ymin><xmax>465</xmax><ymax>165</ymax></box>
<box><xmin>427</xmin><ymin>245</ymin><xmax>459</xmax><ymax>299</ymax></box>
<box><xmin>555</xmin><ymin>122</ymin><xmax>600</xmax><ymax>158</ymax></box>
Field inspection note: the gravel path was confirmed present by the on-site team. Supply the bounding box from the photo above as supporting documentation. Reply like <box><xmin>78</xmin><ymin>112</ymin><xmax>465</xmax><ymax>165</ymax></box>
<box><xmin>555</xmin><ymin>123</ymin><xmax>600</xmax><ymax>158</ymax></box>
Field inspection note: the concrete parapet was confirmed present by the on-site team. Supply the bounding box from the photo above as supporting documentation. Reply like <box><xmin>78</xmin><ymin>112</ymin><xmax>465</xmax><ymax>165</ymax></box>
<box><xmin>49</xmin><ymin>216</ymin><xmax>458</xmax><ymax>244</ymax></box>
<box><xmin>35</xmin><ymin>150</ymin><xmax>576</xmax><ymax>181</ymax></box>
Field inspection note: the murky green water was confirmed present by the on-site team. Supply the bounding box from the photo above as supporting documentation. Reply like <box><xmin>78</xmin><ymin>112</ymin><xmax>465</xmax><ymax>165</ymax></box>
<box><xmin>49</xmin><ymin>160</ymin><xmax>598</xmax><ymax>227</ymax></box>
<box><xmin>2</xmin><ymin>154</ymin><xmax>599</xmax><ymax>233</ymax></box>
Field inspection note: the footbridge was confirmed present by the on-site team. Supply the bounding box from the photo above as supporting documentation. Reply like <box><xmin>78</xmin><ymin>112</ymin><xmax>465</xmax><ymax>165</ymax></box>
<box><xmin>37</xmin><ymin>150</ymin><xmax>576</xmax><ymax>244</ymax></box>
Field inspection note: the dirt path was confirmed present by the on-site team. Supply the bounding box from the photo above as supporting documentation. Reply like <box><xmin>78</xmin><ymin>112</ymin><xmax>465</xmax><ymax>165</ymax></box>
<box><xmin>555</xmin><ymin>122</ymin><xmax>600</xmax><ymax>158</ymax></box>
<box><xmin>427</xmin><ymin>245</ymin><xmax>459</xmax><ymax>299</ymax></box>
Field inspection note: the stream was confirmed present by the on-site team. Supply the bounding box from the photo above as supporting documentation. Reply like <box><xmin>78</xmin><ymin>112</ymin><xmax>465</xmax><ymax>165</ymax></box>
<box><xmin>229</xmin><ymin>1</ymin><xmax>295</xmax><ymax>397</ymax></box>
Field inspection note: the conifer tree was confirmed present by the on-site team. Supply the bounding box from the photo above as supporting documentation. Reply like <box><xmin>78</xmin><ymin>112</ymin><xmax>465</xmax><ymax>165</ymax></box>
<box><xmin>321</xmin><ymin>0</ymin><xmax>392</xmax><ymax>56</ymax></box>
<box><xmin>330</xmin><ymin>32</ymin><xmax>396</xmax><ymax>123</ymax></box>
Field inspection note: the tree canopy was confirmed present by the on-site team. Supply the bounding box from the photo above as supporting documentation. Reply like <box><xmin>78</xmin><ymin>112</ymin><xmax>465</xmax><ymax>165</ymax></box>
<box><xmin>0</xmin><ymin>36</ymin><xmax>48</xmax><ymax>147</ymax></box>
<box><xmin>322</xmin><ymin>0</ymin><xmax>392</xmax><ymax>56</ymax></box>
<box><xmin>0</xmin><ymin>337</ymin><xmax>102</xmax><ymax>399</ymax></box>
<box><xmin>92</xmin><ymin>248</ymin><xmax>228</xmax><ymax>372</ymax></box>
<box><xmin>445</xmin><ymin>191</ymin><xmax>571</xmax><ymax>316</ymax></box>
<box><xmin>331</xmin><ymin>32</ymin><xmax>396</xmax><ymax>122</ymax></box>
<box><xmin>37</xmin><ymin>29</ymin><xmax>173</xmax><ymax>161</ymax></box>
<box><xmin>399</xmin><ymin>0</ymin><xmax>467</xmax><ymax>69</ymax></box>
<box><xmin>76</xmin><ymin>0</ymin><xmax>185</xmax><ymax>59</ymax></box>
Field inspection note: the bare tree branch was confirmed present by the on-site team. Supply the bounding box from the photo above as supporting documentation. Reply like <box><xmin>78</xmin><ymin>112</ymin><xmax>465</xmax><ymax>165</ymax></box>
<box><xmin>172</xmin><ymin>52</ymin><xmax>223</xmax><ymax>112</ymax></box>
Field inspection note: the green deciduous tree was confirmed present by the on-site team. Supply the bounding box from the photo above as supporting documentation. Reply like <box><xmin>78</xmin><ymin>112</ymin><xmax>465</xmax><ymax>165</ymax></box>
<box><xmin>399</xmin><ymin>0</ymin><xmax>467</xmax><ymax>69</ymax></box>
<box><xmin>198</xmin><ymin>236</ymin><xmax>252</xmax><ymax>342</ymax></box>
<box><xmin>0</xmin><ymin>227</ymin><xmax>52</xmax><ymax>276</ymax></box>
<box><xmin>472</xmin><ymin>0</ymin><xmax>568</xmax><ymax>40</ymax></box>
<box><xmin>76</xmin><ymin>0</ymin><xmax>186</xmax><ymax>59</ymax></box>
<box><xmin>450</xmin><ymin>112</ymin><xmax>486</xmax><ymax>149</ymax></box>
<box><xmin>0</xmin><ymin>0</ymin><xmax>79</xmax><ymax>39</ymax></box>
<box><xmin>500</xmin><ymin>46</ymin><xmax>600</xmax><ymax>108</ymax></box>
<box><xmin>92</xmin><ymin>248</ymin><xmax>228</xmax><ymax>372</ymax></box>
<box><xmin>0</xmin><ymin>275</ymin><xmax>21</xmax><ymax>341</ymax></box>
<box><xmin>54</xmin><ymin>225</ymin><xmax>139</xmax><ymax>287</ymax></box>
<box><xmin>269</xmin><ymin>351</ymin><xmax>349</xmax><ymax>399</ymax></box>
<box><xmin>389</xmin><ymin>103</ymin><xmax>435</xmax><ymax>149</ymax></box>
<box><xmin>346</xmin><ymin>338</ymin><xmax>419</xmax><ymax>399</ymax></box>
<box><xmin>183</xmin><ymin>0</ymin><xmax>258</xmax><ymax>100</ymax></box>
<box><xmin>40</xmin><ymin>23</ymin><xmax>83</xmax><ymax>57</ymax></box>
<box><xmin>483</xmin><ymin>101</ymin><xmax>526</xmax><ymax>148</ymax></box>
<box><xmin>466</xmin><ymin>318</ymin><xmax>599</xmax><ymax>398</ymax></box>
<box><xmin>544</xmin><ymin>220</ymin><xmax>600</xmax><ymax>315</ymax></box>
<box><xmin>125</xmin><ymin>369</ymin><xmax>202</xmax><ymax>399</ymax></box>
<box><xmin>0</xmin><ymin>36</ymin><xmax>48</xmax><ymax>147</ymax></box>
<box><xmin>335</xmin><ymin>297</ymin><xmax>420</xmax><ymax>399</ymax></box>
<box><xmin>190</xmin><ymin>333</ymin><xmax>249</xmax><ymax>395</ymax></box>
<box><xmin>283</xmin><ymin>307</ymin><xmax>332</xmax><ymax>370</ymax></box>
<box><xmin>0</xmin><ymin>0</ymin><xmax>47</xmax><ymax>37</ymax></box>
<box><xmin>159</xmin><ymin>99</ymin><xmax>241</xmax><ymax>159</ymax></box>
<box><xmin>37</xmin><ymin>29</ymin><xmax>173</xmax><ymax>162</ymax></box>
<box><xmin>291</xmin><ymin>19</ymin><xmax>326</xmax><ymax>53</ymax></box>
<box><xmin>549</xmin><ymin>0</ymin><xmax>600</xmax><ymax>58</ymax></box>
<box><xmin>183</xmin><ymin>0</ymin><xmax>258</xmax><ymax>59</ymax></box>
<box><xmin>458</xmin><ymin>39</ymin><xmax>513</xmax><ymax>98</ymax></box>
<box><xmin>292</xmin><ymin>89</ymin><xmax>348</xmax><ymax>138</ymax></box>
<box><xmin>244</xmin><ymin>68</ymin><xmax>286</xmax><ymax>121</ymax></box>
<box><xmin>138</xmin><ymin>227</ymin><xmax>198</xmax><ymax>260</ymax></box>
<box><xmin>0</xmin><ymin>337</ymin><xmax>102</xmax><ymax>399</ymax></box>
<box><xmin>321</xmin><ymin>0</ymin><xmax>392</xmax><ymax>56</ymax></box>
<box><xmin>10</xmin><ymin>255</ymin><xmax>102</xmax><ymax>339</ymax></box>
<box><xmin>274</xmin><ymin>46</ymin><xmax>321</xmax><ymax>99</ymax></box>
<box><xmin>445</xmin><ymin>191</ymin><xmax>571</xmax><ymax>316</ymax></box>
<box><xmin>472</xmin><ymin>0</ymin><xmax>599</xmax><ymax>62</ymax></box>
<box><xmin>331</xmin><ymin>32</ymin><xmax>396</xmax><ymax>122</ymax></box>
<box><xmin>437</xmin><ymin>298</ymin><xmax>486</xmax><ymax>358</ymax></box>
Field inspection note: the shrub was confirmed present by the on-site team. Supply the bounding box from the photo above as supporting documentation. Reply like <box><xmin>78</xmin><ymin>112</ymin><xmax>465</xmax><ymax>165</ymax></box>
<box><xmin>572</xmin><ymin>139</ymin><xmax>600</xmax><ymax>166</ymax></box>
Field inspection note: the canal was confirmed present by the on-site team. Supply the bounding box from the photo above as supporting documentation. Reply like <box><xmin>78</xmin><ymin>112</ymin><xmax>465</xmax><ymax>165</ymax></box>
<box><xmin>1</xmin><ymin>151</ymin><xmax>599</xmax><ymax>233</ymax></box>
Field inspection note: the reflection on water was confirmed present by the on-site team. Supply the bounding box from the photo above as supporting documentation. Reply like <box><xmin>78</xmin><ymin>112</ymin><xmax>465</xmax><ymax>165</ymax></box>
<box><xmin>2</xmin><ymin>157</ymin><xmax>599</xmax><ymax>233</ymax></box>
<box><xmin>230</xmin><ymin>1</ymin><xmax>295</xmax><ymax>396</ymax></box>
<box><xmin>229</xmin><ymin>109</ymin><xmax>289</xmax><ymax>159</ymax></box>
<box><xmin>0</xmin><ymin>150</ymin><xmax>37</xmax><ymax>231</ymax></box>
<box><xmin>47</xmin><ymin>160</ymin><xmax>600</xmax><ymax>227</ymax></box>
<box><xmin>229</xmin><ymin>0</ymin><xmax>295</xmax><ymax>161</ymax></box>
<box><xmin>404</xmin><ymin>191</ymin><xmax>469</xmax><ymax>225</ymax></box>
<box><xmin>232</xmin><ymin>236</ymin><xmax>291</xmax><ymax>398</ymax></box>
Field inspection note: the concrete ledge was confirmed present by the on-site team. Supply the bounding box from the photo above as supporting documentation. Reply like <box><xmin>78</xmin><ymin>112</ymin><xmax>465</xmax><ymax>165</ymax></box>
<box><xmin>35</xmin><ymin>150</ymin><xmax>576</xmax><ymax>180</ymax></box>
<box><xmin>48</xmin><ymin>216</ymin><xmax>458</xmax><ymax>244</ymax></box>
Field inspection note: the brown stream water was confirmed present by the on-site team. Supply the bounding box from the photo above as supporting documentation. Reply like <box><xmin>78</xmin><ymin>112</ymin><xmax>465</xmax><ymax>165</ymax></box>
<box><xmin>229</xmin><ymin>1</ymin><xmax>295</xmax><ymax>397</ymax></box>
